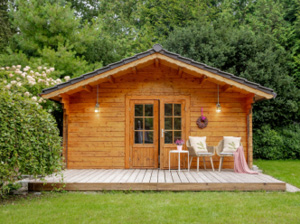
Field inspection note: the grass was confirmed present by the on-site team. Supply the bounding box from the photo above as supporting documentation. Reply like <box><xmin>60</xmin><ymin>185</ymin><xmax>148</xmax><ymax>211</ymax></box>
<box><xmin>254</xmin><ymin>160</ymin><xmax>300</xmax><ymax>188</ymax></box>
<box><xmin>1</xmin><ymin>191</ymin><xmax>300</xmax><ymax>224</ymax></box>
<box><xmin>1</xmin><ymin>160</ymin><xmax>300</xmax><ymax>224</ymax></box>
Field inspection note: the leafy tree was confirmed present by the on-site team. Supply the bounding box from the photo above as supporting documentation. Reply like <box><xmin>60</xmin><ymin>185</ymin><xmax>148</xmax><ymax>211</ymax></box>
<box><xmin>0</xmin><ymin>0</ymin><xmax>14</xmax><ymax>53</ymax></box>
<box><xmin>163</xmin><ymin>19</ymin><xmax>300</xmax><ymax>129</ymax></box>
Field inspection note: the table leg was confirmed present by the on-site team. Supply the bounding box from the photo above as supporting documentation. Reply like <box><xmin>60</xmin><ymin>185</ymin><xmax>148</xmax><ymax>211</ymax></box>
<box><xmin>169</xmin><ymin>152</ymin><xmax>171</xmax><ymax>172</ymax></box>
<box><xmin>178</xmin><ymin>152</ymin><xmax>180</xmax><ymax>172</ymax></box>
<box><xmin>188</xmin><ymin>152</ymin><xmax>189</xmax><ymax>171</ymax></box>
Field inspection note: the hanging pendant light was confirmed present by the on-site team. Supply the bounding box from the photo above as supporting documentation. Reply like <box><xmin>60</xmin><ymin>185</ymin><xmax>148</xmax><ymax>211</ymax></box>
<box><xmin>95</xmin><ymin>85</ymin><xmax>100</xmax><ymax>113</ymax></box>
<box><xmin>216</xmin><ymin>84</ymin><xmax>221</xmax><ymax>113</ymax></box>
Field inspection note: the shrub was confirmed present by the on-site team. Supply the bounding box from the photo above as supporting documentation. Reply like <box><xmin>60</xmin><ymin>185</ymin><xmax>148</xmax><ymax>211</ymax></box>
<box><xmin>254</xmin><ymin>124</ymin><xmax>300</xmax><ymax>160</ymax></box>
<box><xmin>0</xmin><ymin>87</ymin><xmax>62</xmax><ymax>196</ymax></box>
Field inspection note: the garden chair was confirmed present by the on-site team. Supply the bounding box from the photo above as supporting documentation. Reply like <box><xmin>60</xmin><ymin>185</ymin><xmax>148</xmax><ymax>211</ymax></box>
<box><xmin>186</xmin><ymin>137</ymin><xmax>215</xmax><ymax>171</ymax></box>
<box><xmin>216</xmin><ymin>137</ymin><xmax>242</xmax><ymax>172</ymax></box>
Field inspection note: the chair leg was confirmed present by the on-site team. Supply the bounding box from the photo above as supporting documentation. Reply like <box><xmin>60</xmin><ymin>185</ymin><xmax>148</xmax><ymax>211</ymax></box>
<box><xmin>197</xmin><ymin>157</ymin><xmax>199</xmax><ymax>172</ymax></box>
<box><xmin>203</xmin><ymin>157</ymin><xmax>206</xmax><ymax>170</ymax></box>
<box><xmin>219</xmin><ymin>157</ymin><xmax>223</xmax><ymax>172</ymax></box>
<box><xmin>189</xmin><ymin>157</ymin><xmax>193</xmax><ymax>170</ymax></box>
<box><xmin>210</xmin><ymin>157</ymin><xmax>215</xmax><ymax>171</ymax></box>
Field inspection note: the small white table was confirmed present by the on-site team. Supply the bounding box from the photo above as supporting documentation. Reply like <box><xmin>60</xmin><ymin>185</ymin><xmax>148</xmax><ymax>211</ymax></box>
<box><xmin>169</xmin><ymin>150</ymin><xmax>189</xmax><ymax>172</ymax></box>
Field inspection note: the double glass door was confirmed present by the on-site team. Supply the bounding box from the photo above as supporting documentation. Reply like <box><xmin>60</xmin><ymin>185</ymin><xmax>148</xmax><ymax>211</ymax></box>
<box><xmin>129</xmin><ymin>99</ymin><xmax>186</xmax><ymax>169</ymax></box>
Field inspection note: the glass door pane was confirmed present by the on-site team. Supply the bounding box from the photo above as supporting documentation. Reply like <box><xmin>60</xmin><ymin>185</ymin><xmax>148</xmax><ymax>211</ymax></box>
<box><xmin>134</xmin><ymin>104</ymin><xmax>154</xmax><ymax>144</ymax></box>
<box><xmin>164</xmin><ymin>103</ymin><xmax>182</xmax><ymax>144</ymax></box>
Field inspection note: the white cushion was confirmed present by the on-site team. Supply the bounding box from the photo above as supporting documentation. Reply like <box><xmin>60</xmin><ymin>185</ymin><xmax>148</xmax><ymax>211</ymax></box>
<box><xmin>189</xmin><ymin>136</ymin><xmax>208</xmax><ymax>153</ymax></box>
<box><xmin>223</xmin><ymin>136</ymin><xmax>241</xmax><ymax>152</ymax></box>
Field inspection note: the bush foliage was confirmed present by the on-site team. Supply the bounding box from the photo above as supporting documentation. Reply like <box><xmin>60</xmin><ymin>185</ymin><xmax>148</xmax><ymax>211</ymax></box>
<box><xmin>254</xmin><ymin>124</ymin><xmax>300</xmax><ymax>160</ymax></box>
<box><xmin>0</xmin><ymin>87</ymin><xmax>62</xmax><ymax>196</ymax></box>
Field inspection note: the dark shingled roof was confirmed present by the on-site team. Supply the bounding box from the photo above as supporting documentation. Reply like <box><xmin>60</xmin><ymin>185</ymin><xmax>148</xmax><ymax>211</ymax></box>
<box><xmin>41</xmin><ymin>44</ymin><xmax>277</xmax><ymax>98</ymax></box>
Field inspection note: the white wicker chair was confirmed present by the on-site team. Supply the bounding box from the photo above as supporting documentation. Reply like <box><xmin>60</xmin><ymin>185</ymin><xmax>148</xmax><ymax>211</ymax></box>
<box><xmin>216</xmin><ymin>139</ymin><xmax>242</xmax><ymax>172</ymax></box>
<box><xmin>186</xmin><ymin>139</ymin><xmax>215</xmax><ymax>171</ymax></box>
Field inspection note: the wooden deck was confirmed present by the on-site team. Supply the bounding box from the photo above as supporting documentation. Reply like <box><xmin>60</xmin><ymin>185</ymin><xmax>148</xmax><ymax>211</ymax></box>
<box><xmin>28</xmin><ymin>169</ymin><xmax>286</xmax><ymax>192</ymax></box>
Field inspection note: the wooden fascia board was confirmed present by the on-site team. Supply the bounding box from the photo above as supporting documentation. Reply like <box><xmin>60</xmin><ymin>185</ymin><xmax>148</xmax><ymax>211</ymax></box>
<box><xmin>41</xmin><ymin>53</ymin><xmax>273</xmax><ymax>100</ymax></box>
<box><xmin>41</xmin><ymin>54</ymin><xmax>158</xmax><ymax>99</ymax></box>
<box><xmin>157</xmin><ymin>54</ymin><xmax>274</xmax><ymax>100</ymax></box>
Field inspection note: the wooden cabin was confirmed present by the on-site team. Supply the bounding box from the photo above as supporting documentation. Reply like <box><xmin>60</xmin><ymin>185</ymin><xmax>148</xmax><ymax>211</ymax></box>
<box><xmin>41</xmin><ymin>44</ymin><xmax>276</xmax><ymax>170</ymax></box>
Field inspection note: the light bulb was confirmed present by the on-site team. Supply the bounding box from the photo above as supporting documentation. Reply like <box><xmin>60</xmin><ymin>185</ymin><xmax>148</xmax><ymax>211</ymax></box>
<box><xmin>216</xmin><ymin>103</ymin><xmax>221</xmax><ymax>113</ymax></box>
<box><xmin>95</xmin><ymin>103</ymin><xmax>100</xmax><ymax>113</ymax></box>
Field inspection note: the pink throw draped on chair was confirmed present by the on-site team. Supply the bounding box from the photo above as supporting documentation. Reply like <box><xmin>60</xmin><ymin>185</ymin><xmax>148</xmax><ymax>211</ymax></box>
<box><xmin>234</xmin><ymin>146</ymin><xmax>258</xmax><ymax>174</ymax></box>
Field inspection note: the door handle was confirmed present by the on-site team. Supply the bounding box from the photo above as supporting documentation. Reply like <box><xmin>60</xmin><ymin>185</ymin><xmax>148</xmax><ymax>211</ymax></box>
<box><xmin>161</xmin><ymin>129</ymin><xmax>164</xmax><ymax>138</ymax></box>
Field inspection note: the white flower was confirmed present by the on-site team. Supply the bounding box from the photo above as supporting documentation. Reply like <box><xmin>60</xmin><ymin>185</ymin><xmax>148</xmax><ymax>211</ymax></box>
<box><xmin>17</xmin><ymin>82</ymin><xmax>22</xmax><ymax>87</ymax></box>
<box><xmin>17</xmin><ymin>65</ymin><xmax>21</xmax><ymax>69</ymax></box>
<box><xmin>43</xmin><ymin>67</ymin><xmax>47</xmax><ymax>70</ymax></box>
<box><xmin>9</xmin><ymin>73</ymin><xmax>14</xmax><ymax>77</ymax></box>
<box><xmin>38</xmin><ymin>98</ymin><xmax>43</xmax><ymax>103</ymax></box>
<box><xmin>11</xmin><ymin>80</ymin><xmax>17</xmax><ymax>84</ymax></box>
<box><xmin>38</xmin><ymin>66</ymin><xmax>42</xmax><ymax>70</ymax></box>
<box><xmin>5</xmin><ymin>67</ymin><xmax>10</xmax><ymax>70</ymax></box>
<box><xmin>32</xmin><ymin>96</ymin><xmax>37</xmax><ymax>101</ymax></box>
<box><xmin>30</xmin><ymin>70</ymin><xmax>34</xmax><ymax>74</ymax></box>
<box><xmin>0</xmin><ymin>67</ymin><xmax>4</xmax><ymax>70</ymax></box>
<box><xmin>24</xmin><ymin>92</ymin><xmax>30</xmax><ymax>97</ymax></box>
<box><xmin>48</xmin><ymin>109</ymin><xmax>52</xmax><ymax>113</ymax></box>
<box><xmin>42</xmin><ymin>73</ymin><xmax>47</xmax><ymax>77</ymax></box>
<box><xmin>45</xmin><ymin>82</ymin><xmax>49</xmax><ymax>86</ymax></box>
<box><xmin>16</xmin><ymin>77</ymin><xmax>20</xmax><ymax>81</ymax></box>
<box><xmin>3</xmin><ymin>80</ymin><xmax>7</xmax><ymax>84</ymax></box>
<box><xmin>35</xmin><ymin>72</ymin><xmax>40</xmax><ymax>76</ymax></box>
<box><xmin>5</xmin><ymin>84</ymin><xmax>11</xmax><ymax>89</ymax></box>
<box><xmin>21</xmin><ymin>72</ymin><xmax>27</xmax><ymax>78</ymax></box>
<box><xmin>46</xmin><ymin>69</ymin><xmax>51</xmax><ymax>74</ymax></box>
<box><xmin>12</xmin><ymin>65</ymin><xmax>16</xmax><ymax>69</ymax></box>
<box><xmin>38</xmin><ymin>79</ymin><xmax>44</xmax><ymax>83</ymax></box>
<box><xmin>64</xmin><ymin>76</ymin><xmax>70</xmax><ymax>81</ymax></box>
<box><xmin>50</xmin><ymin>67</ymin><xmax>55</xmax><ymax>72</ymax></box>
<box><xmin>56</xmin><ymin>78</ymin><xmax>62</xmax><ymax>84</ymax></box>
<box><xmin>43</xmin><ymin>99</ymin><xmax>47</xmax><ymax>103</ymax></box>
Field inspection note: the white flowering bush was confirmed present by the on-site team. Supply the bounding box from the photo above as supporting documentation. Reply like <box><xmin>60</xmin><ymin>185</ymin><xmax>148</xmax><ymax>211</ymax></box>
<box><xmin>0</xmin><ymin>65</ymin><xmax>70</xmax><ymax>112</ymax></box>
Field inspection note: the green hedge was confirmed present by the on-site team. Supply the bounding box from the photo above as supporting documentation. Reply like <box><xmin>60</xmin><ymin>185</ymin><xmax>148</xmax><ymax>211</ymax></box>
<box><xmin>253</xmin><ymin>124</ymin><xmax>300</xmax><ymax>160</ymax></box>
<box><xmin>0</xmin><ymin>88</ymin><xmax>62</xmax><ymax>196</ymax></box>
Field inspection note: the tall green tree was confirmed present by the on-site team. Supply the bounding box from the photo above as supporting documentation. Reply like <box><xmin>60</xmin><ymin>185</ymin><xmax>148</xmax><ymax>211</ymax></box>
<box><xmin>163</xmin><ymin>19</ymin><xmax>300</xmax><ymax>129</ymax></box>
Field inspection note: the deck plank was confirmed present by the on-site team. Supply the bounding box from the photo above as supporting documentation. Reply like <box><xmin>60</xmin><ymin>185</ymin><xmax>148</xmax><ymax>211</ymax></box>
<box><xmin>126</xmin><ymin>169</ymin><xmax>140</xmax><ymax>183</ymax></box>
<box><xmin>135</xmin><ymin>169</ymin><xmax>147</xmax><ymax>182</ymax></box>
<box><xmin>150</xmin><ymin>169</ymin><xmax>158</xmax><ymax>183</ymax></box>
<box><xmin>164</xmin><ymin>170</ymin><xmax>173</xmax><ymax>183</ymax></box>
<box><xmin>158</xmin><ymin>170</ymin><xmax>165</xmax><ymax>183</ymax></box>
<box><xmin>142</xmin><ymin>170</ymin><xmax>153</xmax><ymax>183</ymax></box>
<box><xmin>171</xmin><ymin>171</ymin><xmax>181</xmax><ymax>183</ymax></box>
<box><xmin>177</xmin><ymin>171</ymin><xmax>189</xmax><ymax>183</ymax></box>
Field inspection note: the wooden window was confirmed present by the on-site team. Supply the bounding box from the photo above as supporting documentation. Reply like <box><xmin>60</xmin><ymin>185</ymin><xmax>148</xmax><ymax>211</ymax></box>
<box><xmin>164</xmin><ymin>104</ymin><xmax>182</xmax><ymax>144</ymax></box>
<box><xmin>134</xmin><ymin>104</ymin><xmax>154</xmax><ymax>144</ymax></box>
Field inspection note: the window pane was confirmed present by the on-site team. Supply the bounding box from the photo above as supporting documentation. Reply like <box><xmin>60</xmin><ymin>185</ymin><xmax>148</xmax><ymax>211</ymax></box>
<box><xmin>174</xmin><ymin>131</ymin><xmax>181</xmax><ymax>142</ymax></box>
<box><xmin>145</xmin><ymin>104</ymin><xmax>153</xmax><ymax>116</ymax></box>
<box><xmin>145</xmin><ymin>118</ymin><xmax>153</xmax><ymax>130</ymax></box>
<box><xmin>165</xmin><ymin>131</ymin><xmax>173</xmax><ymax>144</ymax></box>
<box><xmin>135</xmin><ymin>104</ymin><xmax>143</xmax><ymax>116</ymax></box>
<box><xmin>174</xmin><ymin>118</ymin><xmax>181</xmax><ymax>130</ymax></box>
<box><xmin>135</xmin><ymin>131</ymin><xmax>143</xmax><ymax>144</ymax></box>
<box><xmin>165</xmin><ymin>104</ymin><xmax>172</xmax><ymax>116</ymax></box>
<box><xmin>135</xmin><ymin>118</ymin><xmax>143</xmax><ymax>130</ymax></box>
<box><xmin>144</xmin><ymin>131</ymin><xmax>153</xmax><ymax>144</ymax></box>
<box><xmin>174</xmin><ymin>104</ymin><xmax>181</xmax><ymax>116</ymax></box>
<box><xmin>164</xmin><ymin>118</ymin><xmax>172</xmax><ymax>130</ymax></box>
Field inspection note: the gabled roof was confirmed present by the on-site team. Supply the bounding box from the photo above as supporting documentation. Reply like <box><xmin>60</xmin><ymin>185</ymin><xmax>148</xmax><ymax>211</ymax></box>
<box><xmin>41</xmin><ymin>44</ymin><xmax>276</xmax><ymax>100</ymax></box>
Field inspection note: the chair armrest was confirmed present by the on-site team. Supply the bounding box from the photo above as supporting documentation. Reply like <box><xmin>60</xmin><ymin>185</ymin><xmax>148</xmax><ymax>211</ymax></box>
<box><xmin>187</xmin><ymin>146</ymin><xmax>197</xmax><ymax>157</ymax></box>
<box><xmin>216</xmin><ymin>141</ymin><xmax>223</xmax><ymax>156</ymax></box>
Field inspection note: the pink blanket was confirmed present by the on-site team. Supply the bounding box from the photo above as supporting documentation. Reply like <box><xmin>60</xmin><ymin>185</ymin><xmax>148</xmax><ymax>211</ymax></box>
<box><xmin>234</xmin><ymin>146</ymin><xmax>258</xmax><ymax>174</ymax></box>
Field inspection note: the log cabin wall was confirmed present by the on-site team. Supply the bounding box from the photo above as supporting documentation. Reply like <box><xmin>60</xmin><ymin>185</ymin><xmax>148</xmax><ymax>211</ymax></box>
<box><xmin>66</xmin><ymin>64</ymin><xmax>250</xmax><ymax>169</ymax></box>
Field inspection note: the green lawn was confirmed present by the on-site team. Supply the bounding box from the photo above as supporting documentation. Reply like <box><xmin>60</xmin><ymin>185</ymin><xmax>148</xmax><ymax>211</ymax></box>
<box><xmin>1</xmin><ymin>160</ymin><xmax>300</xmax><ymax>224</ymax></box>
<box><xmin>1</xmin><ymin>191</ymin><xmax>300</xmax><ymax>224</ymax></box>
<box><xmin>254</xmin><ymin>160</ymin><xmax>300</xmax><ymax>188</ymax></box>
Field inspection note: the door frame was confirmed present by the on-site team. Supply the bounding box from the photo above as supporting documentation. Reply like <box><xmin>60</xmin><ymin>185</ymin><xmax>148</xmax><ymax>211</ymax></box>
<box><xmin>125</xmin><ymin>95</ymin><xmax>191</xmax><ymax>169</ymax></box>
